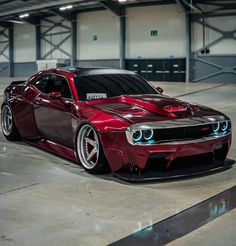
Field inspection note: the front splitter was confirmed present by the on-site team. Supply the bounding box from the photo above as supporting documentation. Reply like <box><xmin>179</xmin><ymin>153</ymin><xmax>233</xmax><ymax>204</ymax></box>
<box><xmin>112</xmin><ymin>159</ymin><xmax>235</xmax><ymax>182</ymax></box>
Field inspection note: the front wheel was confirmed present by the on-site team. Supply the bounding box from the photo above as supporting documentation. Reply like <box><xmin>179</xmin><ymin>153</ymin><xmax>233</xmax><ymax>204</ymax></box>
<box><xmin>1</xmin><ymin>104</ymin><xmax>21</xmax><ymax>141</ymax></box>
<box><xmin>76</xmin><ymin>124</ymin><xmax>109</xmax><ymax>174</ymax></box>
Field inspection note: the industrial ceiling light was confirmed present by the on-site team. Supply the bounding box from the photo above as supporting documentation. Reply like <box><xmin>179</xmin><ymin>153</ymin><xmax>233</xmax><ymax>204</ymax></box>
<box><xmin>118</xmin><ymin>0</ymin><xmax>127</xmax><ymax>2</ymax></box>
<box><xmin>59</xmin><ymin>5</ymin><xmax>73</xmax><ymax>11</ymax></box>
<box><xmin>19</xmin><ymin>13</ymin><xmax>29</xmax><ymax>18</ymax></box>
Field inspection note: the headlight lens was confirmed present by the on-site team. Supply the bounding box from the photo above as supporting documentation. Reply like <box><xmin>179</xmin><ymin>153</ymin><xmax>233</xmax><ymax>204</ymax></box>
<box><xmin>132</xmin><ymin>130</ymin><xmax>142</xmax><ymax>142</ymax></box>
<box><xmin>221</xmin><ymin>121</ymin><xmax>228</xmax><ymax>131</ymax></box>
<box><xmin>212</xmin><ymin>120</ymin><xmax>230</xmax><ymax>134</ymax></box>
<box><xmin>213</xmin><ymin>122</ymin><xmax>220</xmax><ymax>132</ymax></box>
<box><xmin>143</xmin><ymin>129</ymin><xmax>154</xmax><ymax>140</ymax></box>
<box><xmin>132</xmin><ymin>129</ymin><xmax>154</xmax><ymax>142</ymax></box>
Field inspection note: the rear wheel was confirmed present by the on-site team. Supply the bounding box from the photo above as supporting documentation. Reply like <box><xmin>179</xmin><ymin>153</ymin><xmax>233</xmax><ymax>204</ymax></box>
<box><xmin>76</xmin><ymin>124</ymin><xmax>109</xmax><ymax>174</ymax></box>
<box><xmin>1</xmin><ymin>104</ymin><xmax>20</xmax><ymax>141</ymax></box>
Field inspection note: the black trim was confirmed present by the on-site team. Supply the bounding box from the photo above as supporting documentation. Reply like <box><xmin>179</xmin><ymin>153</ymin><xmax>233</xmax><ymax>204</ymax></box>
<box><xmin>63</xmin><ymin>67</ymin><xmax>135</xmax><ymax>77</ymax></box>
<box><xmin>113</xmin><ymin>159</ymin><xmax>235</xmax><ymax>182</ymax></box>
<box><xmin>10</xmin><ymin>80</ymin><xmax>25</xmax><ymax>85</ymax></box>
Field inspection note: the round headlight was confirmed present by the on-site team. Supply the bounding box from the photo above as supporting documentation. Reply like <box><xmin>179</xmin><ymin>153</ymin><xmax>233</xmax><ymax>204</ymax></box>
<box><xmin>213</xmin><ymin>122</ymin><xmax>220</xmax><ymax>132</ymax></box>
<box><xmin>143</xmin><ymin>129</ymin><xmax>154</xmax><ymax>140</ymax></box>
<box><xmin>221</xmin><ymin>121</ymin><xmax>228</xmax><ymax>131</ymax></box>
<box><xmin>133</xmin><ymin>130</ymin><xmax>142</xmax><ymax>142</ymax></box>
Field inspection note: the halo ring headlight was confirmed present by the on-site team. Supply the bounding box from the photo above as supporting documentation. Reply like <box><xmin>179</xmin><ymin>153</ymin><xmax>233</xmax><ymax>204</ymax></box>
<box><xmin>221</xmin><ymin>121</ymin><xmax>228</xmax><ymax>131</ymax></box>
<box><xmin>132</xmin><ymin>130</ymin><xmax>142</xmax><ymax>142</ymax></box>
<box><xmin>213</xmin><ymin>122</ymin><xmax>220</xmax><ymax>132</ymax></box>
<box><xmin>143</xmin><ymin>129</ymin><xmax>154</xmax><ymax>140</ymax></box>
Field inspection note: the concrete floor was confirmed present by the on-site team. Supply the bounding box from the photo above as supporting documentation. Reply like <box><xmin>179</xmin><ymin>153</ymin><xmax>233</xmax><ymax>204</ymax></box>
<box><xmin>0</xmin><ymin>77</ymin><xmax>236</xmax><ymax>246</ymax></box>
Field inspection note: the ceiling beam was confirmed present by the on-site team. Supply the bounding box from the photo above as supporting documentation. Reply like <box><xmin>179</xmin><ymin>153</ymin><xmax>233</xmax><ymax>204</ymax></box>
<box><xmin>214</xmin><ymin>3</ymin><xmax>236</xmax><ymax>11</ymax></box>
<box><xmin>2</xmin><ymin>16</ymin><xmax>42</xmax><ymax>25</ymax></box>
<box><xmin>125</xmin><ymin>0</ymin><xmax>175</xmax><ymax>8</ymax></box>
<box><xmin>98</xmin><ymin>0</ymin><xmax>122</xmax><ymax>16</ymax></box>
<box><xmin>178</xmin><ymin>0</ymin><xmax>205</xmax><ymax>14</ymax></box>
<box><xmin>195</xmin><ymin>11</ymin><xmax>236</xmax><ymax>18</ymax></box>
<box><xmin>0</xmin><ymin>0</ymin><xmax>97</xmax><ymax>18</ymax></box>
<box><xmin>196</xmin><ymin>0</ymin><xmax>235</xmax><ymax>2</ymax></box>
<box><xmin>76</xmin><ymin>6</ymin><xmax>105</xmax><ymax>14</ymax></box>
<box><xmin>49</xmin><ymin>9</ymin><xmax>74</xmax><ymax>21</ymax></box>
<box><xmin>1</xmin><ymin>17</ymin><xmax>25</xmax><ymax>25</ymax></box>
<box><xmin>175</xmin><ymin>0</ymin><xmax>187</xmax><ymax>13</ymax></box>
<box><xmin>194</xmin><ymin>0</ymin><xmax>225</xmax><ymax>6</ymax></box>
<box><xmin>23</xmin><ymin>17</ymin><xmax>41</xmax><ymax>25</ymax></box>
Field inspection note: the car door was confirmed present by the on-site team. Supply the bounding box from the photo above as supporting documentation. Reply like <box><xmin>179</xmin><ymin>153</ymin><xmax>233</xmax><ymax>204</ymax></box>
<box><xmin>33</xmin><ymin>74</ymin><xmax>74</xmax><ymax>148</ymax></box>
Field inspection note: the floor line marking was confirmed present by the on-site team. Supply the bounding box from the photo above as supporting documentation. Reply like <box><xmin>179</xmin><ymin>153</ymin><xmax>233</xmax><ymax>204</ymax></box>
<box><xmin>175</xmin><ymin>83</ymin><xmax>226</xmax><ymax>98</ymax></box>
<box><xmin>109</xmin><ymin>185</ymin><xmax>236</xmax><ymax>246</ymax></box>
<box><xmin>0</xmin><ymin>183</ymin><xmax>39</xmax><ymax>195</ymax></box>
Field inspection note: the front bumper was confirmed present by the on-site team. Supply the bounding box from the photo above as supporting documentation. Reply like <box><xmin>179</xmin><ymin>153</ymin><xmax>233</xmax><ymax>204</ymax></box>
<box><xmin>112</xmin><ymin>158</ymin><xmax>235</xmax><ymax>182</ymax></box>
<box><xmin>101</xmin><ymin>131</ymin><xmax>233</xmax><ymax>179</ymax></box>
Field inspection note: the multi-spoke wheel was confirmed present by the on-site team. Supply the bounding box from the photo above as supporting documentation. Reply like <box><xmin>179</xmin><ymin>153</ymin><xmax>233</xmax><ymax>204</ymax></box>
<box><xmin>1</xmin><ymin>104</ymin><xmax>20</xmax><ymax>140</ymax></box>
<box><xmin>77</xmin><ymin>124</ymin><xmax>109</xmax><ymax>174</ymax></box>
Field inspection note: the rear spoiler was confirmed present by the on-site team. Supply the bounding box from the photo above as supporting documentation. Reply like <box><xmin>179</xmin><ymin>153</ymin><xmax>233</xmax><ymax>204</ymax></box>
<box><xmin>10</xmin><ymin>80</ymin><xmax>25</xmax><ymax>85</ymax></box>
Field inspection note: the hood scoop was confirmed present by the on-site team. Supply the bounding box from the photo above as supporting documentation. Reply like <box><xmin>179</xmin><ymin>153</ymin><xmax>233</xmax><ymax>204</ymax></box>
<box><xmin>119</xmin><ymin>95</ymin><xmax>192</xmax><ymax>118</ymax></box>
<box><xmin>91</xmin><ymin>94</ymin><xmax>199</xmax><ymax>119</ymax></box>
<box><xmin>163</xmin><ymin>104</ymin><xmax>188</xmax><ymax>113</ymax></box>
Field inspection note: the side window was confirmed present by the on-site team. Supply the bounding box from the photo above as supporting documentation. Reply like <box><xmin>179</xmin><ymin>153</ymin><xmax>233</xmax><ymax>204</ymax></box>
<box><xmin>34</xmin><ymin>75</ymin><xmax>50</xmax><ymax>93</ymax></box>
<box><xmin>49</xmin><ymin>75</ymin><xmax>72</xmax><ymax>99</ymax></box>
<box><xmin>34</xmin><ymin>74</ymin><xmax>72</xmax><ymax>99</ymax></box>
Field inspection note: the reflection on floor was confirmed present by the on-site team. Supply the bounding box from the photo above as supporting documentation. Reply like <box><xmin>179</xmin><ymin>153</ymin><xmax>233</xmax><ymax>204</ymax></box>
<box><xmin>110</xmin><ymin>186</ymin><xmax>236</xmax><ymax>246</ymax></box>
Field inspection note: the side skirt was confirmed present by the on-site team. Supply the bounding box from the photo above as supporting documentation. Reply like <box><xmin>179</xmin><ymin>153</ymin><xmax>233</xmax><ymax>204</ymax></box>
<box><xmin>26</xmin><ymin>139</ymin><xmax>78</xmax><ymax>163</ymax></box>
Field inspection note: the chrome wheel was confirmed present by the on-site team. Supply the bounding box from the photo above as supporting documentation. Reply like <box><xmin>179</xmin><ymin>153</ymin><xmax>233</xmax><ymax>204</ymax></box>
<box><xmin>1</xmin><ymin>105</ymin><xmax>13</xmax><ymax>136</ymax></box>
<box><xmin>77</xmin><ymin>124</ymin><xmax>100</xmax><ymax>169</ymax></box>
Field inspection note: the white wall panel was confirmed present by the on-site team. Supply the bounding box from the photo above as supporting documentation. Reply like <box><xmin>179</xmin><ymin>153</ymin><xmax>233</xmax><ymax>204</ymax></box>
<box><xmin>192</xmin><ymin>16</ymin><xmax>236</xmax><ymax>54</ymax></box>
<box><xmin>126</xmin><ymin>5</ymin><xmax>186</xmax><ymax>59</ymax></box>
<box><xmin>14</xmin><ymin>23</ymin><xmax>36</xmax><ymax>62</ymax></box>
<box><xmin>0</xmin><ymin>26</ymin><xmax>9</xmax><ymax>62</ymax></box>
<box><xmin>41</xmin><ymin>16</ymin><xmax>71</xmax><ymax>60</ymax></box>
<box><xmin>77</xmin><ymin>11</ymin><xmax>120</xmax><ymax>60</ymax></box>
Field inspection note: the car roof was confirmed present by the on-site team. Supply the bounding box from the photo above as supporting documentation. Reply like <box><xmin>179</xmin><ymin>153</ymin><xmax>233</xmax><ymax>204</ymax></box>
<box><xmin>62</xmin><ymin>66</ymin><xmax>135</xmax><ymax>77</ymax></box>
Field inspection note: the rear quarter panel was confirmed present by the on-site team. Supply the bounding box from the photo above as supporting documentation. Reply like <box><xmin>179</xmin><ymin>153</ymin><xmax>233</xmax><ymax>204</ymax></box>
<box><xmin>3</xmin><ymin>82</ymin><xmax>40</xmax><ymax>139</ymax></box>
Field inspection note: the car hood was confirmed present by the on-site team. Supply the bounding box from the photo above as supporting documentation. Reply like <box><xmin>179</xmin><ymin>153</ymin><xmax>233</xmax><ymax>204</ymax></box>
<box><xmin>86</xmin><ymin>94</ymin><xmax>221</xmax><ymax>124</ymax></box>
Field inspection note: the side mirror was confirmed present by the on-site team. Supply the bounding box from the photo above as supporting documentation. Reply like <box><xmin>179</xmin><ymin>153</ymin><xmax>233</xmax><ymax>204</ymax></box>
<box><xmin>156</xmin><ymin>86</ymin><xmax>164</xmax><ymax>94</ymax></box>
<box><xmin>49</xmin><ymin>91</ymin><xmax>62</xmax><ymax>99</ymax></box>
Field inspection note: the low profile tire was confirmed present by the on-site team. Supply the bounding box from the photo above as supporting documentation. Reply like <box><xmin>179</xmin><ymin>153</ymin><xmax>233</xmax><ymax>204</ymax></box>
<box><xmin>1</xmin><ymin>104</ymin><xmax>20</xmax><ymax>141</ymax></box>
<box><xmin>76</xmin><ymin>124</ymin><xmax>109</xmax><ymax>174</ymax></box>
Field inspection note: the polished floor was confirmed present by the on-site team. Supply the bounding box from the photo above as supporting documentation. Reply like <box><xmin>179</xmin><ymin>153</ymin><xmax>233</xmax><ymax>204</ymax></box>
<box><xmin>0</xmin><ymin>78</ymin><xmax>236</xmax><ymax>246</ymax></box>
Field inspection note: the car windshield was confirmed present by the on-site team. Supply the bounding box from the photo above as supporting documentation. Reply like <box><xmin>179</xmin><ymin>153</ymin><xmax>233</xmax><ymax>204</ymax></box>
<box><xmin>74</xmin><ymin>74</ymin><xmax>157</xmax><ymax>101</ymax></box>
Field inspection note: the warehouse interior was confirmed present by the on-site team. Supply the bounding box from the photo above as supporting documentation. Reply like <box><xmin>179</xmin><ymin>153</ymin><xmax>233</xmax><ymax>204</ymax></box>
<box><xmin>0</xmin><ymin>0</ymin><xmax>236</xmax><ymax>245</ymax></box>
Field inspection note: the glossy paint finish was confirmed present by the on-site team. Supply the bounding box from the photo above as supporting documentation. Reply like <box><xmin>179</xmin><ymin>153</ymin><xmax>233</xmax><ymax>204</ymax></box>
<box><xmin>100</xmin><ymin>131</ymin><xmax>231</xmax><ymax>172</ymax></box>
<box><xmin>1</xmin><ymin>68</ymin><xmax>233</xmax><ymax>179</ymax></box>
<box><xmin>34</xmin><ymin>94</ymin><xmax>74</xmax><ymax>148</ymax></box>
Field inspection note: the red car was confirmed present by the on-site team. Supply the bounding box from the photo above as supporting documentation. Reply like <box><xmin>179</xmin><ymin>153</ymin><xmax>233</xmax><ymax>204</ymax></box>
<box><xmin>1</xmin><ymin>67</ymin><xmax>233</xmax><ymax>181</ymax></box>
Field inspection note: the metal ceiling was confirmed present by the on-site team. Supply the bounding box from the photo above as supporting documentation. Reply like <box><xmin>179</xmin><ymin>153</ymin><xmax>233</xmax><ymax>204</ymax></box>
<box><xmin>0</xmin><ymin>0</ymin><xmax>235</xmax><ymax>22</ymax></box>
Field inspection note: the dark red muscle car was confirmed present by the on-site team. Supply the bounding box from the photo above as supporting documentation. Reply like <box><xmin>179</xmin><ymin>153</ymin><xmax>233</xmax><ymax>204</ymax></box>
<box><xmin>1</xmin><ymin>67</ymin><xmax>233</xmax><ymax>181</ymax></box>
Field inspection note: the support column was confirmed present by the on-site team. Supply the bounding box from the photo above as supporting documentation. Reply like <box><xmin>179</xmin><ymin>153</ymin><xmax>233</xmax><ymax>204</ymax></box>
<box><xmin>8</xmin><ymin>23</ymin><xmax>14</xmax><ymax>77</ymax></box>
<box><xmin>186</xmin><ymin>13</ymin><xmax>191</xmax><ymax>83</ymax></box>
<box><xmin>71</xmin><ymin>13</ymin><xmax>77</xmax><ymax>67</ymax></box>
<box><xmin>119</xmin><ymin>7</ymin><xmax>126</xmax><ymax>69</ymax></box>
<box><xmin>36</xmin><ymin>24</ymin><xmax>41</xmax><ymax>60</ymax></box>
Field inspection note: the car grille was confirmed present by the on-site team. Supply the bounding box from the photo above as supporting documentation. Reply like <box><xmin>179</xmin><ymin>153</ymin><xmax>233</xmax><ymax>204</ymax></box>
<box><xmin>127</xmin><ymin>119</ymin><xmax>231</xmax><ymax>145</ymax></box>
<box><xmin>153</xmin><ymin>124</ymin><xmax>213</xmax><ymax>142</ymax></box>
